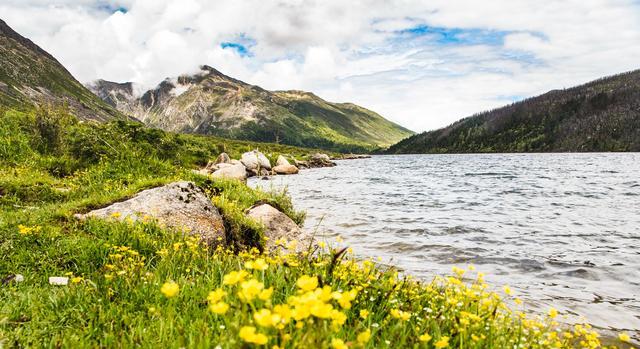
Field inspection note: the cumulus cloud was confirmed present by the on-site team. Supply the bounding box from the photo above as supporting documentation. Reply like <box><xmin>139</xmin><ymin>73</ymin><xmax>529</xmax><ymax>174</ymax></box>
<box><xmin>2</xmin><ymin>0</ymin><xmax>639</xmax><ymax>131</ymax></box>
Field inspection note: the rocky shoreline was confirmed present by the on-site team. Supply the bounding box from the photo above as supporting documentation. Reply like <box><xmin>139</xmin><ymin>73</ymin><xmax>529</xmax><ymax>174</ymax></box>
<box><xmin>193</xmin><ymin>150</ymin><xmax>340</xmax><ymax>181</ymax></box>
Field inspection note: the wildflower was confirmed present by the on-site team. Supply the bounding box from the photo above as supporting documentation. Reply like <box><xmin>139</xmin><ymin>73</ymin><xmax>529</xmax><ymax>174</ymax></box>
<box><xmin>273</xmin><ymin>304</ymin><xmax>292</xmax><ymax>324</ymax></box>
<box><xmin>160</xmin><ymin>281</ymin><xmax>179</xmax><ymax>298</ymax></box>
<box><xmin>245</xmin><ymin>258</ymin><xmax>269</xmax><ymax>271</ymax></box>
<box><xmin>331</xmin><ymin>338</ymin><xmax>347</xmax><ymax>349</ymax></box>
<box><xmin>296</xmin><ymin>275</ymin><xmax>318</xmax><ymax>291</ymax></box>
<box><xmin>503</xmin><ymin>285</ymin><xmax>512</xmax><ymax>296</ymax></box>
<box><xmin>223</xmin><ymin>270</ymin><xmax>249</xmax><ymax>285</ymax></box>
<box><xmin>618</xmin><ymin>332</ymin><xmax>630</xmax><ymax>343</ymax></box>
<box><xmin>548</xmin><ymin>307</ymin><xmax>558</xmax><ymax>319</ymax></box>
<box><xmin>209</xmin><ymin>302</ymin><xmax>229</xmax><ymax>315</ymax></box>
<box><xmin>207</xmin><ymin>288</ymin><xmax>226</xmax><ymax>303</ymax></box>
<box><xmin>452</xmin><ymin>266</ymin><xmax>465</xmax><ymax>277</ymax></box>
<box><xmin>360</xmin><ymin>309</ymin><xmax>370</xmax><ymax>319</ymax></box>
<box><xmin>259</xmin><ymin>287</ymin><xmax>273</xmax><ymax>301</ymax></box>
<box><xmin>110</xmin><ymin>212</ymin><xmax>121</xmax><ymax>218</ymax></box>
<box><xmin>71</xmin><ymin>276</ymin><xmax>83</xmax><ymax>284</ymax></box>
<box><xmin>254</xmin><ymin>308</ymin><xmax>282</xmax><ymax>327</ymax></box>
<box><xmin>419</xmin><ymin>333</ymin><xmax>432</xmax><ymax>342</ymax></box>
<box><xmin>156</xmin><ymin>248</ymin><xmax>169</xmax><ymax>257</ymax></box>
<box><xmin>357</xmin><ymin>329</ymin><xmax>371</xmax><ymax>344</ymax></box>
<box><xmin>238</xmin><ymin>278</ymin><xmax>264</xmax><ymax>302</ymax></box>
<box><xmin>434</xmin><ymin>336</ymin><xmax>449</xmax><ymax>348</ymax></box>
<box><xmin>390</xmin><ymin>309</ymin><xmax>411</xmax><ymax>321</ymax></box>
<box><xmin>239</xmin><ymin>326</ymin><xmax>268</xmax><ymax>345</ymax></box>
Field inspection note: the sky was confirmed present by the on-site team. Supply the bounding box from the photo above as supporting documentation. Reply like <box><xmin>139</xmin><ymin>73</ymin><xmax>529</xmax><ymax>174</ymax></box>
<box><xmin>2</xmin><ymin>0</ymin><xmax>640</xmax><ymax>132</ymax></box>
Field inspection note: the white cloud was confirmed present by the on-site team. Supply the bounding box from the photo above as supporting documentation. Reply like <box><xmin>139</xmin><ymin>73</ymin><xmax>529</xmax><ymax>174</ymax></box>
<box><xmin>1</xmin><ymin>0</ymin><xmax>639</xmax><ymax>131</ymax></box>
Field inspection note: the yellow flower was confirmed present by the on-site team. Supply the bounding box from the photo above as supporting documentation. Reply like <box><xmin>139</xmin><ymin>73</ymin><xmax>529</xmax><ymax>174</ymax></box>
<box><xmin>110</xmin><ymin>212</ymin><xmax>121</xmax><ymax>218</ymax></box>
<box><xmin>223</xmin><ymin>270</ymin><xmax>249</xmax><ymax>285</ymax></box>
<box><xmin>452</xmin><ymin>266</ymin><xmax>465</xmax><ymax>277</ymax></box>
<box><xmin>259</xmin><ymin>287</ymin><xmax>274</xmax><ymax>301</ymax></box>
<box><xmin>254</xmin><ymin>308</ymin><xmax>282</xmax><ymax>327</ymax></box>
<box><xmin>71</xmin><ymin>277</ymin><xmax>83</xmax><ymax>284</ymax></box>
<box><xmin>296</xmin><ymin>275</ymin><xmax>318</xmax><ymax>291</ymax></box>
<box><xmin>419</xmin><ymin>333</ymin><xmax>432</xmax><ymax>342</ymax></box>
<box><xmin>548</xmin><ymin>307</ymin><xmax>558</xmax><ymax>319</ymax></box>
<box><xmin>357</xmin><ymin>329</ymin><xmax>371</xmax><ymax>344</ymax></box>
<box><xmin>207</xmin><ymin>288</ymin><xmax>226</xmax><ymax>303</ymax></box>
<box><xmin>390</xmin><ymin>309</ymin><xmax>411</xmax><ymax>321</ymax></box>
<box><xmin>360</xmin><ymin>309</ymin><xmax>370</xmax><ymax>319</ymax></box>
<box><xmin>273</xmin><ymin>304</ymin><xmax>292</xmax><ymax>324</ymax></box>
<box><xmin>245</xmin><ymin>258</ymin><xmax>269</xmax><ymax>271</ymax></box>
<box><xmin>209</xmin><ymin>302</ymin><xmax>229</xmax><ymax>315</ymax></box>
<box><xmin>503</xmin><ymin>285</ymin><xmax>512</xmax><ymax>296</ymax></box>
<box><xmin>160</xmin><ymin>281</ymin><xmax>179</xmax><ymax>298</ymax></box>
<box><xmin>331</xmin><ymin>338</ymin><xmax>347</xmax><ymax>349</ymax></box>
<box><xmin>239</xmin><ymin>326</ymin><xmax>268</xmax><ymax>345</ymax></box>
<box><xmin>238</xmin><ymin>278</ymin><xmax>264</xmax><ymax>302</ymax></box>
<box><xmin>434</xmin><ymin>336</ymin><xmax>449</xmax><ymax>348</ymax></box>
<box><xmin>618</xmin><ymin>332</ymin><xmax>630</xmax><ymax>342</ymax></box>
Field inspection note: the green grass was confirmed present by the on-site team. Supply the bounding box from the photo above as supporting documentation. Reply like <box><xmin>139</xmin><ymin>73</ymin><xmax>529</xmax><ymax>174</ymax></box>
<box><xmin>0</xmin><ymin>107</ymin><xmax>632</xmax><ymax>348</ymax></box>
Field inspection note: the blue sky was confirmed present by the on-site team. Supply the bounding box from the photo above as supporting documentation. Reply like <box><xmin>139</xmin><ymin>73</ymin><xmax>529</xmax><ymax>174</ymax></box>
<box><xmin>2</xmin><ymin>0</ymin><xmax>639</xmax><ymax>131</ymax></box>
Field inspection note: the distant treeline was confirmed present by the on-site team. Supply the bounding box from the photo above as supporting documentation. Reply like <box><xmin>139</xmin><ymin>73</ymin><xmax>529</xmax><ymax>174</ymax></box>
<box><xmin>386</xmin><ymin>69</ymin><xmax>640</xmax><ymax>153</ymax></box>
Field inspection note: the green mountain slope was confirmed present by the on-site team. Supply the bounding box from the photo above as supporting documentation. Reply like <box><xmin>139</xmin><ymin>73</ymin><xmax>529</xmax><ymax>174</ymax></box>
<box><xmin>387</xmin><ymin>70</ymin><xmax>640</xmax><ymax>153</ymax></box>
<box><xmin>89</xmin><ymin>66</ymin><xmax>414</xmax><ymax>153</ymax></box>
<box><xmin>0</xmin><ymin>19</ymin><xmax>124</xmax><ymax>122</ymax></box>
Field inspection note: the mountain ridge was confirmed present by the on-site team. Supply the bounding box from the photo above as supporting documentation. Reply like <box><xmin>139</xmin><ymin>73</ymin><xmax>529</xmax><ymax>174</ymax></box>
<box><xmin>386</xmin><ymin>69</ymin><xmax>640</xmax><ymax>153</ymax></box>
<box><xmin>0</xmin><ymin>18</ymin><xmax>125</xmax><ymax>122</ymax></box>
<box><xmin>89</xmin><ymin>66</ymin><xmax>414</xmax><ymax>153</ymax></box>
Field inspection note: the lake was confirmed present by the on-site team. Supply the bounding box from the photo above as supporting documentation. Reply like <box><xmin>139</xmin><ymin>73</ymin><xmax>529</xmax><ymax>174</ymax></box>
<box><xmin>250</xmin><ymin>153</ymin><xmax>640</xmax><ymax>332</ymax></box>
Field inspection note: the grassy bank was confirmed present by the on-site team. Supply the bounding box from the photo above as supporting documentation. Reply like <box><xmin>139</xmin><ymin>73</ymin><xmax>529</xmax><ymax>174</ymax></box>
<box><xmin>0</xmin><ymin>108</ymin><xmax>633</xmax><ymax>348</ymax></box>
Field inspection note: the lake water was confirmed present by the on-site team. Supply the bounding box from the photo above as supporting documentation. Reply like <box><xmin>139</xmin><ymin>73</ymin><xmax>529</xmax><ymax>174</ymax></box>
<box><xmin>249</xmin><ymin>153</ymin><xmax>640</xmax><ymax>333</ymax></box>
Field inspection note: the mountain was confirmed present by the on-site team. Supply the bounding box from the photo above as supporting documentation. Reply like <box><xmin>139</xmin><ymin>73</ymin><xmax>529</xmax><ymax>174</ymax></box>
<box><xmin>88</xmin><ymin>66</ymin><xmax>414</xmax><ymax>152</ymax></box>
<box><xmin>0</xmin><ymin>19</ymin><xmax>124</xmax><ymax>121</ymax></box>
<box><xmin>387</xmin><ymin>70</ymin><xmax>640</xmax><ymax>153</ymax></box>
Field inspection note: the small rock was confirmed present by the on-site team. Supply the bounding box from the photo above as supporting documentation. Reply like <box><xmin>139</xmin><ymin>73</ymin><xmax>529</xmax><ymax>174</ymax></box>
<box><xmin>246</xmin><ymin>204</ymin><xmax>311</xmax><ymax>251</ymax></box>
<box><xmin>276</xmin><ymin>155</ymin><xmax>290</xmax><ymax>167</ymax></box>
<box><xmin>273</xmin><ymin>164</ymin><xmax>299</xmax><ymax>175</ymax></box>
<box><xmin>256</xmin><ymin>152</ymin><xmax>272</xmax><ymax>170</ymax></box>
<box><xmin>308</xmin><ymin>153</ymin><xmax>336</xmax><ymax>168</ymax></box>
<box><xmin>241</xmin><ymin>150</ymin><xmax>271</xmax><ymax>171</ymax></box>
<box><xmin>215</xmin><ymin>152</ymin><xmax>231</xmax><ymax>164</ymax></box>
<box><xmin>49</xmin><ymin>276</ymin><xmax>69</xmax><ymax>286</ymax></box>
<box><xmin>14</xmin><ymin>274</ymin><xmax>24</xmax><ymax>283</ymax></box>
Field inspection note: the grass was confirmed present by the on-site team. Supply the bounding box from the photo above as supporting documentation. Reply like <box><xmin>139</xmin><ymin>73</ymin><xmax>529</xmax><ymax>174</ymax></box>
<box><xmin>0</xmin><ymin>107</ymin><xmax>634</xmax><ymax>348</ymax></box>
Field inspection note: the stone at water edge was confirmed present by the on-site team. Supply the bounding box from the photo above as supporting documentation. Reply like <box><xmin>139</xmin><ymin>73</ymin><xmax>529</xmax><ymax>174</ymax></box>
<box><xmin>241</xmin><ymin>151</ymin><xmax>260</xmax><ymax>171</ymax></box>
<box><xmin>308</xmin><ymin>153</ymin><xmax>336</xmax><ymax>168</ymax></box>
<box><xmin>74</xmin><ymin>181</ymin><xmax>225</xmax><ymax>244</ymax></box>
<box><xmin>256</xmin><ymin>152</ymin><xmax>272</xmax><ymax>170</ymax></box>
<box><xmin>246</xmin><ymin>203</ymin><xmax>311</xmax><ymax>251</ymax></box>
<box><xmin>215</xmin><ymin>152</ymin><xmax>231</xmax><ymax>164</ymax></box>
<box><xmin>212</xmin><ymin>164</ymin><xmax>248</xmax><ymax>181</ymax></box>
<box><xmin>273</xmin><ymin>164</ymin><xmax>299</xmax><ymax>175</ymax></box>
<box><xmin>276</xmin><ymin>155</ymin><xmax>290</xmax><ymax>167</ymax></box>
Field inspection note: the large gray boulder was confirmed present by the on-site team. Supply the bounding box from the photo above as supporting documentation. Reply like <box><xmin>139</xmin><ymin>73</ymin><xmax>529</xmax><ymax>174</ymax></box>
<box><xmin>75</xmin><ymin>182</ymin><xmax>225</xmax><ymax>243</ymax></box>
<box><xmin>276</xmin><ymin>155</ymin><xmax>290</xmax><ymax>167</ymax></box>
<box><xmin>246</xmin><ymin>203</ymin><xmax>310</xmax><ymax>250</ymax></box>
<box><xmin>273</xmin><ymin>164</ymin><xmax>299</xmax><ymax>175</ymax></box>
<box><xmin>241</xmin><ymin>150</ymin><xmax>271</xmax><ymax>171</ymax></box>
<box><xmin>212</xmin><ymin>163</ymin><xmax>247</xmax><ymax>181</ymax></box>
<box><xmin>241</xmin><ymin>151</ymin><xmax>260</xmax><ymax>171</ymax></box>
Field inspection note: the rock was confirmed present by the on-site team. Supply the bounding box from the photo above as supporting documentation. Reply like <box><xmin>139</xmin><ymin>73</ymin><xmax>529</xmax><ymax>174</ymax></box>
<box><xmin>49</xmin><ymin>276</ymin><xmax>69</xmax><ymax>286</ymax></box>
<box><xmin>14</xmin><ymin>274</ymin><xmax>24</xmax><ymax>283</ymax></box>
<box><xmin>204</xmin><ymin>161</ymin><xmax>218</xmax><ymax>173</ymax></box>
<box><xmin>216</xmin><ymin>163</ymin><xmax>235</xmax><ymax>169</ymax></box>
<box><xmin>334</xmin><ymin>154</ymin><xmax>372</xmax><ymax>160</ymax></box>
<box><xmin>241</xmin><ymin>150</ymin><xmax>271</xmax><ymax>171</ymax></box>
<box><xmin>211</xmin><ymin>164</ymin><xmax>247</xmax><ymax>181</ymax></box>
<box><xmin>215</xmin><ymin>152</ymin><xmax>231</xmax><ymax>164</ymax></box>
<box><xmin>192</xmin><ymin>168</ymin><xmax>211</xmax><ymax>176</ymax></box>
<box><xmin>75</xmin><ymin>181</ymin><xmax>225</xmax><ymax>243</ymax></box>
<box><xmin>308</xmin><ymin>153</ymin><xmax>336</xmax><ymax>168</ymax></box>
<box><xmin>276</xmin><ymin>155</ymin><xmax>290</xmax><ymax>167</ymax></box>
<box><xmin>293</xmin><ymin>159</ymin><xmax>309</xmax><ymax>169</ymax></box>
<box><xmin>246</xmin><ymin>204</ymin><xmax>310</xmax><ymax>251</ymax></box>
<box><xmin>259</xmin><ymin>168</ymin><xmax>271</xmax><ymax>177</ymax></box>
<box><xmin>273</xmin><ymin>164</ymin><xmax>299</xmax><ymax>175</ymax></box>
<box><xmin>241</xmin><ymin>151</ymin><xmax>260</xmax><ymax>171</ymax></box>
<box><xmin>256</xmin><ymin>152</ymin><xmax>272</xmax><ymax>170</ymax></box>
<box><xmin>230</xmin><ymin>159</ymin><xmax>242</xmax><ymax>165</ymax></box>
